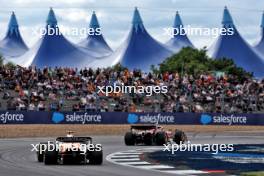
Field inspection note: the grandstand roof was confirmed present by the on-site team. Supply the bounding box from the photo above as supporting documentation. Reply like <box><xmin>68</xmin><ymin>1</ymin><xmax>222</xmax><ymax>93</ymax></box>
<box><xmin>0</xmin><ymin>12</ymin><xmax>28</xmax><ymax>58</ymax></box>
<box><xmin>209</xmin><ymin>7</ymin><xmax>264</xmax><ymax>77</ymax></box>
<box><xmin>254</xmin><ymin>11</ymin><xmax>264</xmax><ymax>56</ymax></box>
<box><xmin>222</xmin><ymin>7</ymin><xmax>234</xmax><ymax>28</ymax></box>
<box><xmin>166</xmin><ymin>11</ymin><xmax>194</xmax><ymax>52</ymax></box>
<box><xmin>24</xmin><ymin>8</ymin><xmax>97</xmax><ymax>68</ymax></box>
<box><xmin>113</xmin><ymin>7</ymin><xmax>172</xmax><ymax>71</ymax></box>
<box><xmin>79</xmin><ymin>11</ymin><xmax>112</xmax><ymax>57</ymax></box>
<box><xmin>46</xmin><ymin>8</ymin><xmax>57</xmax><ymax>27</ymax></box>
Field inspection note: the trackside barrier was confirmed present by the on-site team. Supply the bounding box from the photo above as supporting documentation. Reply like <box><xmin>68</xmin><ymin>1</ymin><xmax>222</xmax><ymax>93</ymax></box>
<box><xmin>0</xmin><ymin>111</ymin><xmax>264</xmax><ymax>125</ymax></box>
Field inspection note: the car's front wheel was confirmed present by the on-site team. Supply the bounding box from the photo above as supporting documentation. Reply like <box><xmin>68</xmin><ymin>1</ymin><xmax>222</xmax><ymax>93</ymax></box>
<box><xmin>174</xmin><ymin>130</ymin><xmax>187</xmax><ymax>145</ymax></box>
<box><xmin>89</xmin><ymin>150</ymin><xmax>103</xmax><ymax>165</ymax></box>
<box><xmin>44</xmin><ymin>149</ymin><xmax>58</xmax><ymax>165</ymax></box>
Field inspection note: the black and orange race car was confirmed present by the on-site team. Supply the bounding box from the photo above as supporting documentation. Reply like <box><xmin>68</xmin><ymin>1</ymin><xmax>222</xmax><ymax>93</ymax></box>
<box><xmin>124</xmin><ymin>124</ymin><xmax>187</xmax><ymax>146</ymax></box>
<box><xmin>36</xmin><ymin>132</ymin><xmax>103</xmax><ymax>165</ymax></box>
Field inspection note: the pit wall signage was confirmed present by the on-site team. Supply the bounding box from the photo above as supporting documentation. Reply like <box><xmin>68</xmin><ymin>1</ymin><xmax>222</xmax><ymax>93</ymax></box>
<box><xmin>0</xmin><ymin>111</ymin><xmax>264</xmax><ymax>125</ymax></box>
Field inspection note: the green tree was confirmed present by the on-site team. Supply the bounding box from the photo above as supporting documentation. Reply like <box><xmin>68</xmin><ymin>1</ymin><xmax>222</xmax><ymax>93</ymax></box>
<box><xmin>157</xmin><ymin>47</ymin><xmax>252</xmax><ymax>80</ymax></box>
<box><xmin>5</xmin><ymin>62</ymin><xmax>16</xmax><ymax>69</ymax></box>
<box><xmin>111</xmin><ymin>62</ymin><xmax>127</xmax><ymax>72</ymax></box>
<box><xmin>159</xmin><ymin>47</ymin><xmax>211</xmax><ymax>74</ymax></box>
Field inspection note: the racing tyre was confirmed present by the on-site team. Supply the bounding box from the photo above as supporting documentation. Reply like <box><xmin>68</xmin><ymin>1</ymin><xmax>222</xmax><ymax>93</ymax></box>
<box><xmin>144</xmin><ymin>133</ymin><xmax>153</xmax><ymax>145</ymax></box>
<box><xmin>44</xmin><ymin>148</ymin><xmax>58</xmax><ymax>165</ymax></box>
<box><xmin>125</xmin><ymin>132</ymin><xmax>135</xmax><ymax>146</ymax></box>
<box><xmin>155</xmin><ymin>132</ymin><xmax>167</xmax><ymax>145</ymax></box>
<box><xmin>89</xmin><ymin>150</ymin><xmax>103</xmax><ymax>165</ymax></box>
<box><xmin>37</xmin><ymin>143</ymin><xmax>47</xmax><ymax>162</ymax></box>
<box><xmin>174</xmin><ymin>130</ymin><xmax>187</xmax><ymax>145</ymax></box>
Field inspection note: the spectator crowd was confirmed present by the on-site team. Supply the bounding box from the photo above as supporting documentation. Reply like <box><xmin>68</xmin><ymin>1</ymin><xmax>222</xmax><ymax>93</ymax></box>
<box><xmin>0</xmin><ymin>65</ymin><xmax>264</xmax><ymax>113</ymax></box>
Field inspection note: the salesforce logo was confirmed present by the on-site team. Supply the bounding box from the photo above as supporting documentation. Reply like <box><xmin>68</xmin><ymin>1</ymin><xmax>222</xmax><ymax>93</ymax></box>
<box><xmin>127</xmin><ymin>113</ymin><xmax>174</xmax><ymax>124</ymax></box>
<box><xmin>65</xmin><ymin>113</ymin><xmax>102</xmax><ymax>124</ymax></box>
<box><xmin>127</xmin><ymin>114</ymin><xmax>139</xmax><ymax>124</ymax></box>
<box><xmin>0</xmin><ymin>112</ymin><xmax>24</xmax><ymax>124</ymax></box>
<box><xmin>200</xmin><ymin>114</ymin><xmax>212</xmax><ymax>125</ymax></box>
<box><xmin>200</xmin><ymin>114</ymin><xmax>247</xmax><ymax>125</ymax></box>
<box><xmin>52</xmin><ymin>112</ymin><xmax>65</xmax><ymax>124</ymax></box>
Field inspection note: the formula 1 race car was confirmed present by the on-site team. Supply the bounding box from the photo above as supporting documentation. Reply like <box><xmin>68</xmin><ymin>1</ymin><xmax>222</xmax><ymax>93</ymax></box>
<box><xmin>124</xmin><ymin>125</ymin><xmax>187</xmax><ymax>146</ymax></box>
<box><xmin>36</xmin><ymin>132</ymin><xmax>103</xmax><ymax>165</ymax></box>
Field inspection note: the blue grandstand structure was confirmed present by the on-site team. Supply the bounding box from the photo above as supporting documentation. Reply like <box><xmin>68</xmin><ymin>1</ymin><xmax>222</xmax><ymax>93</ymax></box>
<box><xmin>79</xmin><ymin>11</ymin><xmax>112</xmax><ymax>57</ymax></box>
<box><xmin>166</xmin><ymin>11</ymin><xmax>194</xmax><ymax>52</ymax></box>
<box><xmin>116</xmin><ymin>7</ymin><xmax>172</xmax><ymax>71</ymax></box>
<box><xmin>254</xmin><ymin>11</ymin><xmax>264</xmax><ymax>56</ymax></box>
<box><xmin>209</xmin><ymin>7</ymin><xmax>264</xmax><ymax>77</ymax></box>
<box><xmin>0</xmin><ymin>12</ymin><xmax>28</xmax><ymax>59</ymax></box>
<box><xmin>28</xmin><ymin>8</ymin><xmax>97</xmax><ymax>68</ymax></box>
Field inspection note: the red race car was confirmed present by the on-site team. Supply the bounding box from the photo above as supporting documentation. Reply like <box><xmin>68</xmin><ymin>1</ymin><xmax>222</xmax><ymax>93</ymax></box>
<box><xmin>124</xmin><ymin>124</ymin><xmax>187</xmax><ymax>146</ymax></box>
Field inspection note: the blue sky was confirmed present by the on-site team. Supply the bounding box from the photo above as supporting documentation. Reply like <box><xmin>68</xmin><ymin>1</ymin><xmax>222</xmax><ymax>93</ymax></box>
<box><xmin>0</xmin><ymin>0</ymin><xmax>264</xmax><ymax>49</ymax></box>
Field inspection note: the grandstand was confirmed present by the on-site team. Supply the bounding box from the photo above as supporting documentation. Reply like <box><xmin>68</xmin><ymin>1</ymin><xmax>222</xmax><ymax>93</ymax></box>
<box><xmin>0</xmin><ymin>66</ymin><xmax>263</xmax><ymax>113</ymax></box>
<box><xmin>0</xmin><ymin>7</ymin><xmax>264</xmax><ymax>113</ymax></box>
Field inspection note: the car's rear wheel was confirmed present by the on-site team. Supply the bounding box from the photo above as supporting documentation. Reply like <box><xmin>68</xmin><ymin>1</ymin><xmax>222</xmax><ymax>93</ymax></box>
<box><xmin>44</xmin><ymin>149</ymin><xmax>58</xmax><ymax>165</ymax></box>
<box><xmin>124</xmin><ymin>132</ymin><xmax>135</xmax><ymax>145</ymax></box>
<box><xmin>83</xmin><ymin>155</ymin><xmax>88</xmax><ymax>165</ymax></box>
<box><xmin>144</xmin><ymin>133</ymin><xmax>153</xmax><ymax>145</ymax></box>
<box><xmin>155</xmin><ymin>132</ymin><xmax>167</xmax><ymax>145</ymax></box>
<box><xmin>174</xmin><ymin>130</ymin><xmax>187</xmax><ymax>145</ymax></box>
<box><xmin>89</xmin><ymin>150</ymin><xmax>103</xmax><ymax>165</ymax></box>
<box><xmin>37</xmin><ymin>143</ymin><xmax>47</xmax><ymax>162</ymax></box>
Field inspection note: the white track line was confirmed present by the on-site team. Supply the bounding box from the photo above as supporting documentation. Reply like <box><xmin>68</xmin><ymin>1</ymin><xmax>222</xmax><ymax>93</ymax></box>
<box><xmin>164</xmin><ymin>170</ymin><xmax>208</xmax><ymax>174</ymax></box>
<box><xmin>114</xmin><ymin>152</ymin><xmax>142</xmax><ymax>155</ymax></box>
<box><xmin>111</xmin><ymin>158</ymin><xmax>141</xmax><ymax>162</ymax></box>
<box><xmin>110</xmin><ymin>155</ymin><xmax>139</xmax><ymax>158</ymax></box>
<box><xmin>120</xmin><ymin>161</ymin><xmax>151</xmax><ymax>165</ymax></box>
<box><xmin>136</xmin><ymin>165</ymin><xmax>175</xmax><ymax>169</ymax></box>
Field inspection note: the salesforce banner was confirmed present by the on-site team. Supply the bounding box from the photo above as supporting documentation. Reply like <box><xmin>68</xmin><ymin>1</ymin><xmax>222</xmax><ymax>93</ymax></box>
<box><xmin>0</xmin><ymin>111</ymin><xmax>264</xmax><ymax>125</ymax></box>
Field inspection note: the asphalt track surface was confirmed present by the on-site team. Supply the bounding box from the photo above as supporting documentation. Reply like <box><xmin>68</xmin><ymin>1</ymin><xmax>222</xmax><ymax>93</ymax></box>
<box><xmin>0</xmin><ymin>132</ymin><xmax>263</xmax><ymax>176</ymax></box>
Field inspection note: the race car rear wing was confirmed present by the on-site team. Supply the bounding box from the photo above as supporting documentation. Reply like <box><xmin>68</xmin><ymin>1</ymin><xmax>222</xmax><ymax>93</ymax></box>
<box><xmin>56</xmin><ymin>137</ymin><xmax>92</xmax><ymax>143</ymax></box>
<box><xmin>130</xmin><ymin>125</ymin><xmax>158</xmax><ymax>130</ymax></box>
